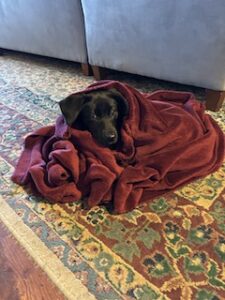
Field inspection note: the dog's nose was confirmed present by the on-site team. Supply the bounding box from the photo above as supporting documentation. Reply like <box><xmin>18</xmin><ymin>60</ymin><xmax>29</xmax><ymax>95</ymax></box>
<box><xmin>105</xmin><ymin>131</ymin><xmax>117</xmax><ymax>143</ymax></box>
<box><xmin>107</xmin><ymin>133</ymin><xmax>116</xmax><ymax>141</ymax></box>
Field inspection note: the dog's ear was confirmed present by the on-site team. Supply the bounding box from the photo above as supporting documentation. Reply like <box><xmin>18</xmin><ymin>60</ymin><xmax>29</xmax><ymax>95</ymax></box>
<box><xmin>59</xmin><ymin>94</ymin><xmax>89</xmax><ymax>126</ymax></box>
<box><xmin>109</xmin><ymin>89</ymin><xmax>129</xmax><ymax>117</ymax></box>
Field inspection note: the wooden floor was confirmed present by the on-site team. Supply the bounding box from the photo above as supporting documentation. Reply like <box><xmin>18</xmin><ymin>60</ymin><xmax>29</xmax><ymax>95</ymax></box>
<box><xmin>0</xmin><ymin>221</ymin><xmax>65</xmax><ymax>300</ymax></box>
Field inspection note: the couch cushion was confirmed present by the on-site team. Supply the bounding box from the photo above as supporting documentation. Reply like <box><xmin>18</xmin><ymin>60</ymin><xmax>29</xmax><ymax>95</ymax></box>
<box><xmin>0</xmin><ymin>0</ymin><xmax>87</xmax><ymax>63</ymax></box>
<box><xmin>82</xmin><ymin>0</ymin><xmax>225</xmax><ymax>90</ymax></box>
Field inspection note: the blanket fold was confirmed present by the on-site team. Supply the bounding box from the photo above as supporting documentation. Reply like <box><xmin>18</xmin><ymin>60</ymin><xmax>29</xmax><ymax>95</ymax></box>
<box><xmin>12</xmin><ymin>80</ymin><xmax>224</xmax><ymax>213</ymax></box>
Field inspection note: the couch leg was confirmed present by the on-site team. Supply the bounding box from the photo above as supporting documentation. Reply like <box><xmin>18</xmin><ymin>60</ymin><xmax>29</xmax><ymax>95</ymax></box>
<box><xmin>81</xmin><ymin>63</ymin><xmax>93</xmax><ymax>76</ymax></box>
<box><xmin>205</xmin><ymin>89</ymin><xmax>225</xmax><ymax>111</ymax></box>
<box><xmin>91</xmin><ymin>66</ymin><xmax>108</xmax><ymax>81</ymax></box>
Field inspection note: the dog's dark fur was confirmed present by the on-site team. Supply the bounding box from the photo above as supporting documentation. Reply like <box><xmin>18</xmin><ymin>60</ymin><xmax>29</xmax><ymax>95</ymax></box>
<box><xmin>59</xmin><ymin>89</ymin><xmax>129</xmax><ymax>147</ymax></box>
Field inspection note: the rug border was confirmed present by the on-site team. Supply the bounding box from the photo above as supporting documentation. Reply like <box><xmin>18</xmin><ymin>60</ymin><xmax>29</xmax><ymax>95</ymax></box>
<box><xmin>0</xmin><ymin>195</ymin><xmax>96</xmax><ymax>300</ymax></box>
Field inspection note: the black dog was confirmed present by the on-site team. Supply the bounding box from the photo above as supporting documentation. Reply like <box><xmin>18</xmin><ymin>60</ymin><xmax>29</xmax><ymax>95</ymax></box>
<box><xmin>59</xmin><ymin>89</ymin><xmax>129</xmax><ymax>147</ymax></box>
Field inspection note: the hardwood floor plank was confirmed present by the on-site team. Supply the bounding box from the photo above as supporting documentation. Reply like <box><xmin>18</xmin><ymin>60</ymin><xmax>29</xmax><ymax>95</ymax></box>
<box><xmin>0</xmin><ymin>221</ymin><xmax>65</xmax><ymax>300</ymax></box>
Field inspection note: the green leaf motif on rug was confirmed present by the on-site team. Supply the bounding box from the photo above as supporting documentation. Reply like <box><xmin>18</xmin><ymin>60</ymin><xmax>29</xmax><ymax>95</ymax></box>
<box><xmin>85</xmin><ymin>207</ymin><xmax>106</xmax><ymax>226</ymax></box>
<box><xmin>121</xmin><ymin>209</ymin><xmax>143</xmax><ymax>225</ymax></box>
<box><xmin>149</xmin><ymin>197</ymin><xmax>170</xmax><ymax>215</ymax></box>
<box><xmin>143</xmin><ymin>253</ymin><xmax>174</xmax><ymax>278</ymax></box>
<box><xmin>214</xmin><ymin>236</ymin><xmax>225</xmax><ymax>262</ymax></box>
<box><xmin>206</xmin><ymin>260</ymin><xmax>225</xmax><ymax>289</ymax></box>
<box><xmin>207</xmin><ymin>260</ymin><xmax>220</xmax><ymax>278</ymax></box>
<box><xmin>209</xmin><ymin>277</ymin><xmax>225</xmax><ymax>289</ymax></box>
<box><xmin>167</xmin><ymin>244</ymin><xmax>191</xmax><ymax>259</ymax></box>
<box><xmin>102</xmin><ymin>220</ymin><xmax>161</xmax><ymax>262</ymax></box>
<box><xmin>136</xmin><ymin>225</ymin><xmax>161</xmax><ymax>249</ymax></box>
<box><xmin>188</xmin><ymin>225</ymin><xmax>212</xmax><ymax>245</ymax></box>
<box><xmin>164</xmin><ymin>222</ymin><xmax>181</xmax><ymax>245</ymax></box>
<box><xmin>132</xmin><ymin>285</ymin><xmax>160</xmax><ymax>300</ymax></box>
<box><xmin>184</xmin><ymin>254</ymin><xmax>206</xmax><ymax>274</ymax></box>
<box><xmin>0</xmin><ymin>158</ymin><xmax>11</xmax><ymax>175</ymax></box>
<box><xmin>103</xmin><ymin>221</ymin><xmax>129</xmax><ymax>242</ymax></box>
<box><xmin>113</xmin><ymin>239</ymin><xmax>141</xmax><ymax>262</ymax></box>
<box><xmin>195</xmin><ymin>289</ymin><xmax>219</xmax><ymax>300</ymax></box>
<box><xmin>210</xmin><ymin>201</ymin><xmax>225</xmax><ymax>234</ymax></box>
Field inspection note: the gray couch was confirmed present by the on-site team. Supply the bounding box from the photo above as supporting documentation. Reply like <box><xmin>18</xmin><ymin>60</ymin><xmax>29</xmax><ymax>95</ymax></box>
<box><xmin>0</xmin><ymin>0</ymin><xmax>225</xmax><ymax>110</ymax></box>
<box><xmin>82</xmin><ymin>0</ymin><xmax>225</xmax><ymax>110</ymax></box>
<box><xmin>0</xmin><ymin>0</ymin><xmax>87</xmax><ymax>63</ymax></box>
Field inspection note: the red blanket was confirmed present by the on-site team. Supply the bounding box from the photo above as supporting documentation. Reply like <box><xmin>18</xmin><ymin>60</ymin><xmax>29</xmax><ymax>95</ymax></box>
<box><xmin>12</xmin><ymin>80</ymin><xmax>225</xmax><ymax>213</ymax></box>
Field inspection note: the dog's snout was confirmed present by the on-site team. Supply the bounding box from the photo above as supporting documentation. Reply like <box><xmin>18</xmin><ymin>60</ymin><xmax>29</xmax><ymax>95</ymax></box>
<box><xmin>108</xmin><ymin>132</ymin><xmax>116</xmax><ymax>139</ymax></box>
<box><xmin>103</xmin><ymin>130</ymin><xmax>117</xmax><ymax>143</ymax></box>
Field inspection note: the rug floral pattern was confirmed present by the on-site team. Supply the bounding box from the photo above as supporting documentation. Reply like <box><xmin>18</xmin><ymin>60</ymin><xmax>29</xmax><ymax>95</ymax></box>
<box><xmin>0</xmin><ymin>53</ymin><xmax>225</xmax><ymax>300</ymax></box>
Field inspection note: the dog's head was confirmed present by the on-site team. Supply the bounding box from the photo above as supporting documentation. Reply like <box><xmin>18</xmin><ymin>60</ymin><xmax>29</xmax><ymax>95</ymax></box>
<box><xmin>59</xmin><ymin>88</ymin><xmax>129</xmax><ymax>147</ymax></box>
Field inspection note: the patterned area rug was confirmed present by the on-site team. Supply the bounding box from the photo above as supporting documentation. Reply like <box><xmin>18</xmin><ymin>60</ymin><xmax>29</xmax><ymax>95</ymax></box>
<box><xmin>0</xmin><ymin>52</ymin><xmax>225</xmax><ymax>300</ymax></box>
